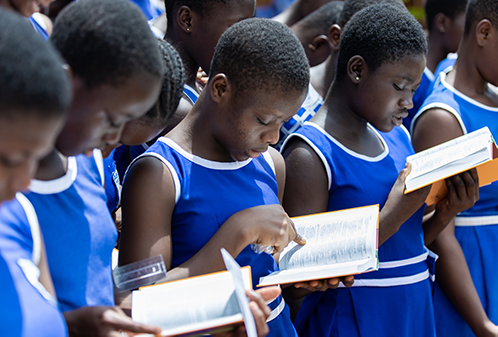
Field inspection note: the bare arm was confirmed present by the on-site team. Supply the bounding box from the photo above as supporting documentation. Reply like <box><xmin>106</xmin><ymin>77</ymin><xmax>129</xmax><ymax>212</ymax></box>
<box><xmin>413</xmin><ymin>108</ymin><xmax>491</xmax><ymax>335</ymax></box>
<box><xmin>282</xmin><ymin>138</ymin><xmax>353</xmax><ymax>299</ymax></box>
<box><xmin>429</xmin><ymin>223</ymin><xmax>498</xmax><ymax>336</ymax></box>
<box><xmin>118</xmin><ymin>155</ymin><xmax>304</xmax><ymax>281</ymax></box>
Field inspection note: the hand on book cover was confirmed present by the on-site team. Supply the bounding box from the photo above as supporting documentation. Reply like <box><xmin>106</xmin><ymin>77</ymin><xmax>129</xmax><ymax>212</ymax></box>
<box><xmin>294</xmin><ymin>275</ymin><xmax>355</xmax><ymax>292</ymax></box>
<box><xmin>213</xmin><ymin>287</ymin><xmax>281</xmax><ymax>337</ymax></box>
<box><xmin>433</xmin><ymin>169</ymin><xmax>479</xmax><ymax>225</ymax></box>
<box><xmin>231</xmin><ymin>204</ymin><xmax>306</xmax><ymax>254</ymax></box>
<box><xmin>63</xmin><ymin>305</ymin><xmax>161</xmax><ymax>337</ymax></box>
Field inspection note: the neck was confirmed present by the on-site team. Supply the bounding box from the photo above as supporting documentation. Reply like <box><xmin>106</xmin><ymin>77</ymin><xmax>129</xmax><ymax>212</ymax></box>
<box><xmin>317</xmin><ymin>84</ymin><xmax>385</xmax><ymax>157</ymax></box>
<box><xmin>34</xmin><ymin>149</ymin><xmax>68</xmax><ymax>181</ymax></box>
<box><xmin>273</xmin><ymin>0</ymin><xmax>302</xmax><ymax>26</ymax></box>
<box><xmin>165</xmin><ymin>32</ymin><xmax>199</xmax><ymax>90</ymax></box>
<box><xmin>167</xmin><ymin>92</ymin><xmax>233</xmax><ymax>162</ymax></box>
<box><xmin>449</xmin><ymin>38</ymin><xmax>489</xmax><ymax>97</ymax></box>
<box><xmin>323</xmin><ymin>84</ymin><xmax>369</xmax><ymax>137</ymax></box>
<box><xmin>426</xmin><ymin>32</ymin><xmax>450</xmax><ymax>73</ymax></box>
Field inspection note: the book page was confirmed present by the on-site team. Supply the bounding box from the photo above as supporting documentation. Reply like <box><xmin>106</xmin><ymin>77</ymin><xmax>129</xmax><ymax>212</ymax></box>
<box><xmin>132</xmin><ymin>268</ymin><xmax>251</xmax><ymax>335</ymax></box>
<box><xmin>406</xmin><ymin>127</ymin><xmax>492</xmax><ymax>180</ymax></box>
<box><xmin>278</xmin><ymin>206</ymin><xmax>378</xmax><ymax>271</ymax></box>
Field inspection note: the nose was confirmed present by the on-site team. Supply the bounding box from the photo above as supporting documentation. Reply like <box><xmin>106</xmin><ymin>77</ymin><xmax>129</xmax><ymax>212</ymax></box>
<box><xmin>400</xmin><ymin>92</ymin><xmax>414</xmax><ymax>110</ymax></box>
<box><xmin>102</xmin><ymin>124</ymin><xmax>124</xmax><ymax>148</ymax></box>
<box><xmin>262</xmin><ymin>124</ymin><xmax>281</xmax><ymax>146</ymax></box>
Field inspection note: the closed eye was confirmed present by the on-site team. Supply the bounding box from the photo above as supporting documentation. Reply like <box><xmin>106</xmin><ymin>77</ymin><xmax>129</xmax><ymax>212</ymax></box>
<box><xmin>393</xmin><ymin>83</ymin><xmax>403</xmax><ymax>91</ymax></box>
<box><xmin>256</xmin><ymin>117</ymin><xmax>269</xmax><ymax>126</ymax></box>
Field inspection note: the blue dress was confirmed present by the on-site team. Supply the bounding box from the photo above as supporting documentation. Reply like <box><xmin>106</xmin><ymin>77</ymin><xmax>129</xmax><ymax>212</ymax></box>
<box><xmin>130</xmin><ymin>137</ymin><xmax>298</xmax><ymax>336</ymax></box>
<box><xmin>283</xmin><ymin>122</ymin><xmax>435</xmax><ymax>337</ymax></box>
<box><xmin>104</xmin><ymin>83</ymin><xmax>201</xmax><ymax>210</ymax></box>
<box><xmin>0</xmin><ymin>194</ymin><xmax>67</xmax><ymax>336</ymax></box>
<box><xmin>29</xmin><ymin>13</ymin><xmax>49</xmax><ymax>40</ymax></box>
<box><xmin>24</xmin><ymin>150</ymin><xmax>118</xmax><ymax>312</ymax></box>
<box><xmin>413</xmin><ymin>69</ymin><xmax>498</xmax><ymax>337</ymax></box>
<box><xmin>275</xmin><ymin>83</ymin><xmax>323</xmax><ymax>150</ymax></box>
<box><xmin>403</xmin><ymin>67</ymin><xmax>435</xmax><ymax>132</ymax></box>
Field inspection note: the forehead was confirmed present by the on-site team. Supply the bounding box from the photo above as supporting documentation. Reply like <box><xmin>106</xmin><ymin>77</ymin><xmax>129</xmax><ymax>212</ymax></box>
<box><xmin>202</xmin><ymin>0</ymin><xmax>255</xmax><ymax>21</ymax></box>
<box><xmin>373</xmin><ymin>53</ymin><xmax>426</xmax><ymax>82</ymax></box>
<box><xmin>0</xmin><ymin>114</ymin><xmax>61</xmax><ymax>151</ymax></box>
<box><xmin>233</xmin><ymin>87</ymin><xmax>307</xmax><ymax>118</ymax></box>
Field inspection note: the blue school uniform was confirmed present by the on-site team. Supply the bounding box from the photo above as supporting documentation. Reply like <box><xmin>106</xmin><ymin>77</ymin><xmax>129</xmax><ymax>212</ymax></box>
<box><xmin>275</xmin><ymin>83</ymin><xmax>323</xmax><ymax>150</ymax></box>
<box><xmin>0</xmin><ymin>194</ymin><xmax>67</xmax><ymax>337</ymax></box>
<box><xmin>29</xmin><ymin>13</ymin><xmax>49</xmax><ymax>40</ymax></box>
<box><xmin>413</xmin><ymin>69</ymin><xmax>498</xmax><ymax>336</ymax></box>
<box><xmin>403</xmin><ymin>67</ymin><xmax>435</xmax><ymax>131</ymax></box>
<box><xmin>129</xmin><ymin>137</ymin><xmax>298</xmax><ymax>337</ymax></box>
<box><xmin>282</xmin><ymin>122</ymin><xmax>435</xmax><ymax>337</ymax></box>
<box><xmin>182</xmin><ymin>84</ymin><xmax>200</xmax><ymax>106</ymax></box>
<box><xmin>24</xmin><ymin>150</ymin><xmax>118</xmax><ymax>312</ymax></box>
<box><xmin>430</xmin><ymin>53</ymin><xmax>458</xmax><ymax>91</ymax></box>
<box><xmin>103</xmin><ymin>148</ymin><xmax>121</xmax><ymax>212</ymax></box>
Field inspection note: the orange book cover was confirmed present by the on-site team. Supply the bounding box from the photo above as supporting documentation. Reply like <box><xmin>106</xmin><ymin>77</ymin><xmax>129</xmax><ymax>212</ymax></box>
<box><xmin>425</xmin><ymin>144</ymin><xmax>498</xmax><ymax>206</ymax></box>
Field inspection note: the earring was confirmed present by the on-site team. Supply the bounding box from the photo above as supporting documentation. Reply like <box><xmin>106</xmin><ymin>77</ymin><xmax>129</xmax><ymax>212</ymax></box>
<box><xmin>308</xmin><ymin>43</ymin><xmax>317</xmax><ymax>51</ymax></box>
<box><xmin>186</xmin><ymin>27</ymin><xmax>190</xmax><ymax>32</ymax></box>
<box><xmin>355</xmin><ymin>76</ymin><xmax>360</xmax><ymax>81</ymax></box>
<box><xmin>439</xmin><ymin>26</ymin><xmax>445</xmax><ymax>33</ymax></box>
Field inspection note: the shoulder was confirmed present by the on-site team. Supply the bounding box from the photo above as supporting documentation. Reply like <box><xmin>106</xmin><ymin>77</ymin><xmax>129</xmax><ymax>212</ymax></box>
<box><xmin>411</xmin><ymin>107</ymin><xmax>464</xmax><ymax>152</ymax></box>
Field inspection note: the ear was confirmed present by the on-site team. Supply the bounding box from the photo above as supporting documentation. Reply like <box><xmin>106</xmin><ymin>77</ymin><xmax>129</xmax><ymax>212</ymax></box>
<box><xmin>177</xmin><ymin>5</ymin><xmax>193</xmax><ymax>33</ymax></box>
<box><xmin>476</xmin><ymin>19</ymin><xmax>492</xmax><ymax>47</ymax></box>
<box><xmin>328</xmin><ymin>24</ymin><xmax>341</xmax><ymax>51</ymax></box>
<box><xmin>209</xmin><ymin>73</ymin><xmax>231</xmax><ymax>104</ymax></box>
<box><xmin>434</xmin><ymin>12</ymin><xmax>449</xmax><ymax>34</ymax></box>
<box><xmin>308</xmin><ymin>35</ymin><xmax>332</xmax><ymax>67</ymax></box>
<box><xmin>347</xmin><ymin>56</ymin><xmax>366</xmax><ymax>84</ymax></box>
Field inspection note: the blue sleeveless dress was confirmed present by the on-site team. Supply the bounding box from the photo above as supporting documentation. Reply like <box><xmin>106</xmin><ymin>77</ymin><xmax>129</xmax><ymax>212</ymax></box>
<box><xmin>182</xmin><ymin>84</ymin><xmax>200</xmax><ymax>106</ymax></box>
<box><xmin>413</xmin><ymin>69</ymin><xmax>498</xmax><ymax>336</ymax></box>
<box><xmin>0</xmin><ymin>193</ymin><xmax>67</xmax><ymax>336</ymax></box>
<box><xmin>24</xmin><ymin>150</ymin><xmax>118</xmax><ymax>312</ymax></box>
<box><xmin>104</xmin><ymin>84</ymin><xmax>201</xmax><ymax>211</ymax></box>
<box><xmin>129</xmin><ymin>137</ymin><xmax>298</xmax><ymax>336</ymax></box>
<box><xmin>283</xmin><ymin>122</ymin><xmax>435</xmax><ymax>337</ymax></box>
<box><xmin>403</xmin><ymin>67</ymin><xmax>435</xmax><ymax>132</ymax></box>
<box><xmin>29</xmin><ymin>14</ymin><xmax>49</xmax><ymax>40</ymax></box>
<box><xmin>276</xmin><ymin>83</ymin><xmax>323</xmax><ymax>150</ymax></box>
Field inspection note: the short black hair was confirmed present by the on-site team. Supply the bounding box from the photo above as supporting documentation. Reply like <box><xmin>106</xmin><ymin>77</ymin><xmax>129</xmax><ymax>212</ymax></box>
<box><xmin>165</xmin><ymin>0</ymin><xmax>227</xmax><ymax>22</ymax></box>
<box><xmin>296</xmin><ymin>1</ymin><xmax>344</xmax><ymax>35</ymax></box>
<box><xmin>209</xmin><ymin>18</ymin><xmax>309</xmax><ymax>96</ymax></box>
<box><xmin>141</xmin><ymin>39</ymin><xmax>185</xmax><ymax>125</ymax></box>
<box><xmin>0</xmin><ymin>9</ymin><xmax>70</xmax><ymax>120</ymax></box>
<box><xmin>463</xmin><ymin>0</ymin><xmax>498</xmax><ymax>35</ymax></box>
<box><xmin>51</xmin><ymin>0</ymin><xmax>164</xmax><ymax>89</ymax></box>
<box><xmin>338</xmin><ymin>0</ymin><xmax>406</xmax><ymax>28</ymax></box>
<box><xmin>425</xmin><ymin>0</ymin><xmax>468</xmax><ymax>32</ymax></box>
<box><xmin>336</xmin><ymin>4</ymin><xmax>427</xmax><ymax>82</ymax></box>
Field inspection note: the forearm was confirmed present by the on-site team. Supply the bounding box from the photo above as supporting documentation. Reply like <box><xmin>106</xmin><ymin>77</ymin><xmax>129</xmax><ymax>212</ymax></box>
<box><xmin>423</xmin><ymin>211</ymin><xmax>453</xmax><ymax>245</ymax></box>
<box><xmin>430</xmin><ymin>233</ymin><xmax>491</xmax><ymax>336</ymax></box>
<box><xmin>165</xmin><ymin>217</ymin><xmax>253</xmax><ymax>282</ymax></box>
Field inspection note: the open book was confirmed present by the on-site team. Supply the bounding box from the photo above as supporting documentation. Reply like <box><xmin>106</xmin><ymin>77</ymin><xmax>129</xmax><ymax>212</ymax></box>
<box><xmin>131</xmin><ymin>250</ymin><xmax>256</xmax><ymax>337</ymax></box>
<box><xmin>258</xmin><ymin>205</ymin><xmax>379</xmax><ymax>287</ymax></box>
<box><xmin>405</xmin><ymin>127</ymin><xmax>498</xmax><ymax>205</ymax></box>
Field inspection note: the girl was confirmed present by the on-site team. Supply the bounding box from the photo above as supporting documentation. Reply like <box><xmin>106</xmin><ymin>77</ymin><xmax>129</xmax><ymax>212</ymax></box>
<box><xmin>17</xmin><ymin>0</ymin><xmax>163</xmax><ymax>335</ymax></box>
<box><xmin>282</xmin><ymin>4</ymin><xmax>478</xmax><ymax>336</ymax></box>
<box><xmin>411</xmin><ymin>0</ymin><xmax>498</xmax><ymax>335</ymax></box>
<box><xmin>118</xmin><ymin>18</ymin><xmax>312</xmax><ymax>337</ymax></box>
<box><xmin>0</xmin><ymin>8</ymin><xmax>69</xmax><ymax>336</ymax></box>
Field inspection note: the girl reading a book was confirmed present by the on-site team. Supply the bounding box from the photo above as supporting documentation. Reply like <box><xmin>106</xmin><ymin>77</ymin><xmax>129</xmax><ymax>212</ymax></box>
<box><xmin>411</xmin><ymin>0</ymin><xmax>498</xmax><ymax>334</ymax></box>
<box><xmin>118</xmin><ymin>18</ymin><xmax>316</xmax><ymax>336</ymax></box>
<box><xmin>281</xmin><ymin>4</ymin><xmax>479</xmax><ymax>337</ymax></box>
